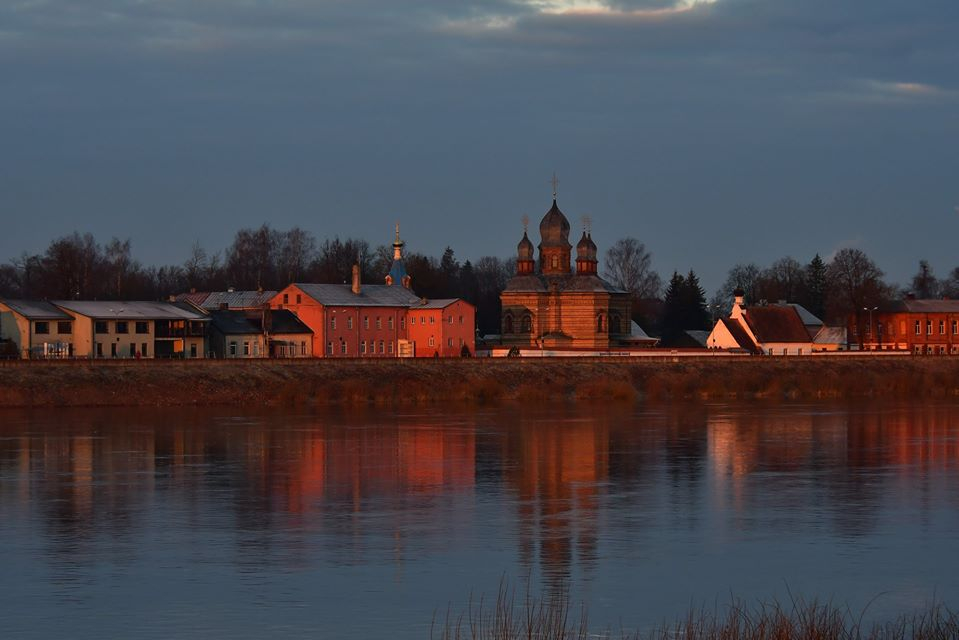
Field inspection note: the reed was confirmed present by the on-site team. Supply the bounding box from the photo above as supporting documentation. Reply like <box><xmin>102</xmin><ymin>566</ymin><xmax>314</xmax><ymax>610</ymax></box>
<box><xmin>431</xmin><ymin>584</ymin><xmax>958</xmax><ymax>640</ymax></box>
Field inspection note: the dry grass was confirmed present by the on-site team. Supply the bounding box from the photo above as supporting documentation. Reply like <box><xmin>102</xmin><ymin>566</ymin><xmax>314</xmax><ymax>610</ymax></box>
<box><xmin>431</xmin><ymin>583</ymin><xmax>958</xmax><ymax>640</ymax></box>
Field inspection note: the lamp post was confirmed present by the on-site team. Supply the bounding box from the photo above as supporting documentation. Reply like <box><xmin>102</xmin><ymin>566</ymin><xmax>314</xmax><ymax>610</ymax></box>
<box><xmin>862</xmin><ymin>306</ymin><xmax>877</xmax><ymax>351</ymax></box>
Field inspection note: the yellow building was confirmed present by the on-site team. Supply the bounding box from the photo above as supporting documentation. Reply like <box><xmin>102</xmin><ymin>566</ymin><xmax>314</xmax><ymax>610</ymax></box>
<box><xmin>0</xmin><ymin>300</ymin><xmax>75</xmax><ymax>359</ymax></box>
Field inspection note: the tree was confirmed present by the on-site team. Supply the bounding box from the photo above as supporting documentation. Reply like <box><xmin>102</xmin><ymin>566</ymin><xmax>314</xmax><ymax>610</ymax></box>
<box><xmin>278</xmin><ymin>227</ymin><xmax>316</xmax><ymax>285</ymax></box>
<box><xmin>660</xmin><ymin>272</ymin><xmax>687</xmax><ymax>346</ymax></box>
<box><xmin>681</xmin><ymin>270</ymin><xmax>710</xmax><ymax>331</ymax></box>
<box><xmin>603</xmin><ymin>237</ymin><xmax>661</xmax><ymax>300</ymax></box>
<box><xmin>910</xmin><ymin>260</ymin><xmax>940</xmax><ymax>299</ymax></box>
<box><xmin>756</xmin><ymin>256</ymin><xmax>804</xmax><ymax>303</ymax></box>
<box><xmin>104</xmin><ymin>237</ymin><xmax>133</xmax><ymax>298</ymax></box>
<box><xmin>803</xmin><ymin>254</ymin><xmax>828</xmax><ymax>320</ymax></box>
<box><xmin>713</xmin><ymin>263</ymin><xmax>761</xmax><ymax>316</ymax></box>
<box><xmin>942</xmin><ymin>267</ymin><xmax>959</xmax><ymax>299</ymax></box>
<box><xmin>826</xmin><ymin>248</ymin><xmax>889</xmax><ymax>331</ymax></box>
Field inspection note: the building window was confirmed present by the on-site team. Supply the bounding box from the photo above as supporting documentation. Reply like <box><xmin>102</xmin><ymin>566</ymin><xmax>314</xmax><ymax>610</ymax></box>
<box><xmin>378</xmin><ymin>340</ymin><xmax>384</xmax><ymax>353</ymax></box>
<box><xmin>376</xmin><ymin>317</ymin><xmax>382</xmax><ymax>329</ymax></box>
<box><xmin>521</xmin><ymin>315</ymin><xmax>532</xmax><ymax>333</ymax></box>
<box><xmin>448</xmin><ymin>316</ymin><xmax>453</xmax><ymax>324</ymax></box>
<box><xmin>283</xmin><ymin>294</ymin><xmax>289</xmax><ymax>304</ymax></box>
<box><xmin>915</xmin><ymin>321</ymin><xmax>921</xmax><ymax>335</ymax></box>
<box><xmin>597</xmin><ymin>314</ymin><xmax>605</xmax><ymax>333</ymax></box>
<box><xmin>340</xmin><ymin>341</ymin><xmax>347</xmax><ymax>355</ymax></box>
<box><xmin>142</xmin><ymin>343</ymin><xmax>149</xmax><ymax>358</ymax></box>
<box><xmin>296</xmin><ymin>294</ymin><xmax>302</xmax><ymax>304</ymax></box>
<box><xmin>96</xmin><ymin>342</ymin><xmax>103</xmax><ymax>357</ymax></box>
<box><xmin>347</xmin><ymin>317</ymin><xmax>353</xmax><ymax>329</ymax></box>
<box><xmin>388</xmin><ymin>342</ymin><xmax>394</xmax><ymax>354</ymax></box>
<box><xmin>428</xmin><ymin>336</ymin><xmax>435</xmax><ymax>347</ymax></box>
<box><xmin>253</xmin><ymin>343</ymin><xmax>259</xmax><ymax>357</ymax></box>
<box><xmin>504</xmin><ymin>315</ymin><xmax>514</xmax><ymax>334</ymax></box>
<box><xmin>401</xmin><ymin>317</ymin><xmax>405</xmax><ymax>329</ymax></box>
<box><xmin>940</xmin><ymin>320</ymin><xmax>945</xmax><ymax>335</ymax></box>
<box><xmin>927</xmin><ymin>320</ymin><xmax>933</xmax><ymax>335</ymax></box>
<box><xmin>953</xmin><ymin>320</ymin><xmax>958</xmax><ymax>335</ymax></box>
<box><xmin>429</xmin><ymin>316</ymin><xmax>434</xmax><ymax>325</ymax></box>
<box><xmin>129</xmin><ymin>343</ymin><xmax>136</xmax><ymax>357</ymax></box>
<box><xmin>243</xmin><ymin>342</ymin><xmax>250</xmax><ymax>356</ymax></box>
<box><xmin>133</xmin><ymin>321</ymin><xmax>147</xmax><ymax>334</ymax></box>
<box><xmin>447</xmin><ymin>338</ymin><xmax>453</xmax><ymax>347</ymax></box>
<box><xmin>56</xmin><ymin>321</ymin><xmax>71</xmax><ymax>334</ymax></box>
<box><xmin>34</xmin><ymin>322</ymin><xmax>49</xmax><ymax>335</ymax></box>
<box><xmin>388</xmin><ymin>317</ymin><xmax>394</xmax><ymax>330</ymax></box>
<box><xmin>95</xmin><ymin>321</ymin><xmax>108</xmax><ymax>334</ymax></box>
<box><xmin>327</xmin><ymin>341</ymin><xmax>333</xmax><ymax>355</ymax></box>
<box><xmin>230</xmin><ymin>341</ymin><xmax>237</xmax><ymax>356</ymax></box>
<box><xmin>364</xmin><ymin>316</ymin><xmax>369</xmax><ymax>329</ymax></box>
<box><xmin>459</xmin><ymin>315</ymin><xmax>463</xmax><ymax>324</ymax></box>
<box><xmin>331</xmin><ymin>317</ymin><xmax>337</xmax><ymax>330</ymax></box>
<box><xmin>361</xmin><ymin>340</ymin><xmax>366</xmax><ymax>354</ymax></box>
<box><xmin>300</xmin><ymin>341</ymin><xmax>306</xmax><ymax>355</ymax></box>
<box><xmin>111</xmin><ymin>343</ymin><xmax>117</xmax><ymax>357</ymax></box>
<box><xmin>116</xmin><ymin>321</ymin><xmax>128</xmax><ymax>334</ymax></box>
<box><xmin>551</xmin><ymin>256</ymin><xmax>558</xmax><ymax>269</ymax></box>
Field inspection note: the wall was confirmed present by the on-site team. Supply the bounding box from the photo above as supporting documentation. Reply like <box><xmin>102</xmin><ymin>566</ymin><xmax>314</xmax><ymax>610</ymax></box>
<box><xmin>271</xmin><ymin>285</ymin><xmax>326</xmax><ymax>357</ymax></box>
<box><xmin>407</xmin><ymin>301</ymin><xmax>476</xmax><ymax>357</ymax></box>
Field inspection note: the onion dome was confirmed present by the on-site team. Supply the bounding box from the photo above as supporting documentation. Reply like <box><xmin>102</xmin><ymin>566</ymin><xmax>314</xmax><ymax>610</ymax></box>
<box><xmin>518</xmin><ymin>231</ymin><xmax>534</xmax><ymax>260</ymax></box>
<box><xmin>576</xmin><ymin>231</ymin><xmax>591</xmax><ymax>259</ymax></box>
<box><xmin>539</xmin><ymin>199</ymin><xmax>571</xmax><ymax>248</ymax></box>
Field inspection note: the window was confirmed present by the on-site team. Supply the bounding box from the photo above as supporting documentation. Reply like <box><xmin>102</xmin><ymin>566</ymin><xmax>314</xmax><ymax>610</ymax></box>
<box><xmin>253</xmin><ymin>343</ymin><xmax>259</xmax><ymax>357</ymax></box>
<box><xmin>300</xmin><ymin>341</ymin><xmax>306</xmax><ymax>355</ymax></box>
<box><xmin>243</xmin><ymin>342</ymin><xmax>250</xmax><ymax>356</ymax></box>
<box><xmin>116</xmin><ymin>321</ymin><xmax>128</xmax><ymax>334</ymax></box>
<box><xmin>56</xmin><ymin>321</ymin><xmax>71</xmax><ymax>334</ymax></box>
<box><xmin>953</xmin><ymin>320</ymin><xmax>958</xmax><ymax>335</ymax></box>
<box><xmin>429</xmin><ymin>316</ymin><xmax>434</xmax><ymax>325</ymax></box>
<box><xmin>401</xmin><ymin>317</ymin><xmax>405</xmax><ymax>330</ymax></box>
<box><xmin>296</xmin><ymin>294</ymin><xmax>302</xmax><ymax>304</ymax></box>
<box><xmin>388</xmin><ymin>342</ymin><xmax>393</xmax><ymax>354</ymax></box>
<box><xmin>135</xmin><ymin>321</ymin><xmax>149</xmax><ymax>334</ymax></box>
<box><xmin>428</xmin><ymin>336</ymin><xmax>435</xmax><ymax>347</ymax></box>
<box><xmin>34</xmin><ymin>322</ymin><xmax>49</xmax><ymax>335</ymax></box>
<box><xmin>283</xmin><ymin>294</ymin><xmax>289</xmax><ymax>304</ymax></box>
<box><xmin>388</xmin><ymin>317</ymin><xmax>394</xmax><ymax>330</ymax></box>
<box><xmin>340</xmin><ymin>341</ymin><xmax>347</xmax><ymax>355</ymax></box>
<box><xmin>915</xmin><ymin>321</ymin><xmax>921</xmax><ymax>335</ymax></box>
<box><xmin>111</xmin><ymin>343</ymin><xmax>117</xmax><ymax>357</ymax></box>
<box><xmin>190</xmin><ymin>343</ymin><xmax>197</xmax><ymax>358</ymax></box>
<box><xmin>129</xmin><ymin>343</ymin><xmax>136</xmax><ymax>357</ymax></box>
<box><xmin>326</xmin><ymin>341</ymin><xmax>333</xmax><ymax>355</ymax></box>
<box><xmin>597</xmin><ymin>314</ymin><xmax>605</xmax><ymax>333</ymax></box>
<box><xmin>96</xmin><ymin>342</ymin><xmax>103</xmax><ymax>357</ymax></box>
<box><xmin>364</xmin><ymin>316</ymin><xmax>369</xmax><ymax>329</ymax></box>
<box><xmin>927</xmin><ymin>320</ymin><xmax>933</xmax><ymax>335</ymax></box>
<box><xmin>330</xmin><ymin>317</ymin><xmax>337</xmax><ymax>330</ymax></box>
<box><xmin>504</xmin><ymin>315</ymin><xmax>514</xmax><ymax>333</ymax></box>
<box><xmin>940</xmin><ymin>320</ymin><xmax>946</xmax><ymax>335</ymax></box>
<box><xmin>448</xmin><ymin>316</ymin><xmax>453</xmax><ymax>325</ymax></box>
<box><xmin>347</xmin><ymin>317</ymin><xmax>353</xmax><ymax>329</ymax></box>
<box><xmin>376</xmin><ymin>317</ymin><xmax>382</xmax><ymax>329</ymax></box>
<box><xmin>459</xmin><ymin>315</ymin><xmax>463</xmax><ymax>324</ymax></box>
<box><xmin>230</xmin><ymin>341</ymin><xmax>237</xmax><ymax>356</ymax></box>
<box><xmin>521</xmin><ymin>315</ymin><xmax>532</xmax><ymax>333</ymax></box>
<box><xmin>95</xmin><ymin>321</ymin><xmax>108</xmax><ymax>334</ymax></box>
<box><xmin>361</xmin><ymin>341</ymin><xmax>367</xmax><ymax>354</ymax></box>
<box><xmin>379</xmin><ymin>340</ymin><xmax>385</xmax><ymax>353</ymax></box>
<box><xmin>551</xmin><ymin>256</ymin><xmax>558</xmax><ymax>269</ymax></box>
<box><xmin>447</xmin><ymin>338</ymin><xmax>453</xmax><ymax>347</ymax></box>
<box><xmin>142</xmin><ymin>343</ymin><xmax>149</xmax><ymax>358</ymax></box>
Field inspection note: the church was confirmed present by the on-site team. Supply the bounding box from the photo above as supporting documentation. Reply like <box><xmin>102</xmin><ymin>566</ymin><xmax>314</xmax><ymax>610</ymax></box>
<box><xmin>500</xmin><ymin>190</ymin><xmax>633</xmax><ymax>350</ymax></box>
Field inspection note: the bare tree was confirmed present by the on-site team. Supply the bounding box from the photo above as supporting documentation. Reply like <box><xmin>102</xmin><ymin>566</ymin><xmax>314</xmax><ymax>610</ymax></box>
<box><xmin>278</xmin><ymin>227</ymin><xmax>316</xmax><ymax>285</ymax></box>
<box><xmin>717</xmin><ymin>262</ymin><xmax>761</xmax><ymax>307</ymax></box>
<box><xmin>756</xmin><ymin>256</ymin><xmax>804</xmax><ymax>302</ymax></box>
<box><xmin>104</xmin><ymin>237</ymin><xmax>132</xmax><ymax>298</ymax></box>
<box><xmin>603</xmin><ymin>237</ymin><xmax>661</xmax><ymax>299</ymax></box>
<box><xmin>910</xmin><ymin>260</ymin><xmax>940</xmax><ymax>299</ymax></box>
<box><xmin>826</xmin><ymin>248</ymin><xmax>889</xmax><ymax>323</ymax></box>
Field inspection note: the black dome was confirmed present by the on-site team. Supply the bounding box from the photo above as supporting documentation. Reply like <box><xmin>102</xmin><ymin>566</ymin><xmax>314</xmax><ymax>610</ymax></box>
<box><xmin>539</xmin><ymin>199</ymin><xmax>571</xmax><ymax>248</ymax></box>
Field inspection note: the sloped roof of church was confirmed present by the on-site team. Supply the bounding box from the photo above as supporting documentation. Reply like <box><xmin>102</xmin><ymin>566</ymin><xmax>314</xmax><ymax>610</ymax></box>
<box><xmin>503</xmin><ymin>273</ymin><xmax>626</xmax><ymax>294</ymax></box>
<box><xmin>719</xmin><ymin>317</ymin><xmax>758</xmax><ymax>352</ymax></box>
<box><xmin>538</xmin><ymin>199</ymin><xmax>571</xmax><ymax>248</ymax></box>
<box><xmin>741</xmin><ymin>306</ymin><xmax>811</xmax><ymax>343</ymax></box>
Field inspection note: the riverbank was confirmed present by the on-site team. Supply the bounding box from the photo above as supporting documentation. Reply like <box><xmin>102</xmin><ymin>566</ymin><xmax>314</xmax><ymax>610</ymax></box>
<box><xmin>1</xmin><ymin>356</ymin><xmax>958</xmax><ymax>408</ymax></box>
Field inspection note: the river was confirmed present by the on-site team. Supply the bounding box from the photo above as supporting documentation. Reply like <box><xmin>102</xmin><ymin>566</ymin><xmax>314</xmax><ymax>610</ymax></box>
<box><xmin>1</xmin><ymin>401</ymin><xmax>957</xmax><ymax>638</ymax></box>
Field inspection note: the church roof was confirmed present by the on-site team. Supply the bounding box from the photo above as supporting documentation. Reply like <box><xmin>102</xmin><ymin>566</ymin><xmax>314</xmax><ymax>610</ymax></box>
<box><xmin>538</xmin><ymin>199</ymin><xmax>571</xmax><ymax>248</ymax></box>
<box><xmin>503</xmin><ymin>273</ymin><xmax>626</xmax><ymax>294</ymax></box>
<box><xmin>387</xmin><ymin>259</ymin><xmax>408</xmax><ymax>285</ymax></box>
<box><xmin>517</xmin><ymin>231</ymin><xmax>534</xmax><ymax>260</ymax></box>
<box><xmin>741</xmin><ymin>306</ymin><xmax>811</xmax><ymax>343</ymax></box>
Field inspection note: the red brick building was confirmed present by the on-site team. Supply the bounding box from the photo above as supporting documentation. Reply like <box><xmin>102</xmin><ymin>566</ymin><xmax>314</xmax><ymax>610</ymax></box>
<box><xmin>848</xmin><ymin>299</ymin><xmax>959</xmax><ymax>355</ymax></box>
<box><xmin>407</xmin><ymin>299</ymin><xmax>476</xmax><ymax>357</ymax></box>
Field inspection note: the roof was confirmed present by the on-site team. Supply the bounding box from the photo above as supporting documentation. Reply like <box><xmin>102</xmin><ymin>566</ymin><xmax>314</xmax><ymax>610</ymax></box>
<box><xmin>787</xmin><ymin>303</ymin><xmax>823</xmax><ymax>327</ymax></box>
<box><xmin>683</xmin><ymin>330</ymin><xmax>709</xmax><ymax>347</ymax></box>
<box><xmin>410</xmin><ymin>298</ymin><xmax>462</xmax><ymax>310</ymax></box>
<box><xmin>896</xmin><ymin>299</ymin><xmax>959</xmax><ymax>313</ymax></box>
<box><xmin>0</xmin><ymin>299</ymin><xmax>71</xmax><ymax>320</ymax></box>
<box><xmin>199</xmin><ymin>290</ymin><xmax>277</xmax><ymax>310</ymax></box>
<box><xmin>210</xmin><ymin>309</ymin><xmax>313</xmax><ymax>336</ymax></box>
<box><xmin>174</xmin><ymin>291</ymin><xmax>212</xmax><ymax>306</ymax></box>
<box><xmin>720</xmin><ymin>317</ymin><xmax>758</xmax><ymax>352</ymax></box>
<box><xmin>814</xmin><ymin>326</ymin><xmax>847</xmax><ymax>344</ymax></box>
<box><xmin>52</xmin><ymin>300</ymin><xmax>208</xmax><ymax>321</ymax></box>
<box><xmin>538</xmin><ymin>199</ymin><xmax>572</xmax><ymax>248</ymax></box>
<box><xmin>503</xmin><ymin>273</ymin><xmax>627</xmax><ymax>294</ymax></box>
<box><xmin>621</xmin><ymin>320</ymin><xmax>657</xmax><ymax>344</ymax></box>
<box><xmin>387</xmin><ymin>259</ymin><xmax>408</xmax><ymax>286</ymax></box>
<box><xmin>741</xmin><ymin>305</ymin><xmax>811</xmax><ymax>343</ymax></box>
<box><xmin>293</xmin><ymin>283</ymin><xmax>421</xmax><ymax>307</ymax></box>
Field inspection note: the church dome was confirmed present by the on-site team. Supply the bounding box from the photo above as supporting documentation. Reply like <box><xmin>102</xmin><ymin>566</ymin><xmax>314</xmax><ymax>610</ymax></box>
<box><xmin>539</xmin><ymin>199</ymin><xmax>571</xmax><ymax>248</ymax></box>
<box><xmin>518</xmin><ymin>231</ymin><xmax>534</xmax><ymax>260</ymax></box>
<box><xmin>576</xmin><ymin>231</ymin><xmax>597</xmax><ymax>260</ymax></box>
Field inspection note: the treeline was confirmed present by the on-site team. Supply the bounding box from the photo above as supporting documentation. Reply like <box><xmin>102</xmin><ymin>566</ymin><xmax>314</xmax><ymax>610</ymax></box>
<box><xmin>1</xmin><ymin>226</ymin><xmax>957</xmax><ymax>340</ymax></box>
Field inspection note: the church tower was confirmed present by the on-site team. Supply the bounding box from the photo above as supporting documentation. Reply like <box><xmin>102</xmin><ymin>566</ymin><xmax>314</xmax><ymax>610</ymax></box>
<box><xmin>385</xmin><ymin>224</ymin><xmax>412</xmax><ymax>289</ymax></box>
<box><xmin>538</xmin><ymin>175</ymin><xmax>572</xmax><ymax>275</ymax></box>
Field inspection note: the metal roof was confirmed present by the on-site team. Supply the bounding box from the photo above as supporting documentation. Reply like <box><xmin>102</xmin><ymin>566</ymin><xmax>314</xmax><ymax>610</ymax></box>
<box><xmin>409</xmin><ymin>298</ymin><xmax>462</xmax><ymax>310</ymax></box>
<box><xmin>0</xmin><ymin>299</ymin><xmax>72</xmax><ymax>320</ymax></box>
<box><xmin>200</xmin><ymin>290</ymin><xmax>278</xmax><ymax>310</ymax></box>
<box><xmin>787</xmin><ymin>303</ymin><xmax>823</xmax><ymax>327</ymax></box>
<box><xmin>901</xmin><ymin>299</ymin><xmax>959</xmax><ymax>313</ymax></box>
<box><xmin>52</xmin><ymin>300</ymin><xmax>208</xmax><ymax>321</ymax></box>
<box><xmin>814</xmin><ymin>326</ymin><xmax>847</xmax><ymax>344</ymax></box>
<box><xmin>293</xmin><ymin>283</ymin><xmax>421</xmax><ymax>307</ymax></box>
<box><xmin>503</xmin><ymin>273</ymin><xmax>627</xmax><ymax>294</ymax></box>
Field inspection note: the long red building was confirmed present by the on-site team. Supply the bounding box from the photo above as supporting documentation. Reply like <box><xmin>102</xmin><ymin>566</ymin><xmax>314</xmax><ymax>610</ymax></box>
<box><xmin>848</xmin><ymin>298</ymin><xmax>959</xmax><ymax>354</ymax></box>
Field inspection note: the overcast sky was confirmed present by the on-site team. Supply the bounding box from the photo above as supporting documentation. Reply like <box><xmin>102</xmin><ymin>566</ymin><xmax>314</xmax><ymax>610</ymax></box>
<box><xmin>2</xmin><ymin>0</ymin><xmax>957</xmax><ymax>293</ymax></box>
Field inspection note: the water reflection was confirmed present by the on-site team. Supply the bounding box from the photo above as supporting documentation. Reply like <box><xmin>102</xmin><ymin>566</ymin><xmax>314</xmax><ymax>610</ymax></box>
<box><xmin>1</xmin><ymin>402</ymin><xmax>958</xmax><ymax>638</ymax></box>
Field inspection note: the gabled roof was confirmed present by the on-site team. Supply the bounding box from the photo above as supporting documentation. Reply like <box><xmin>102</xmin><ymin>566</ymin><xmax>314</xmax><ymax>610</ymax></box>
<box><xmin>292</xmin><ymin>283</ymin><xmax>421</xmax><ymax>307</ymax></box>
<box><xmin>210</xmin><ymin>309</ymin><xmax>313</xmax><ymax>336</ymax></box>
<box><xmin>200</xmin><ymin>290</ymin><xmax>277</xmax><ymax>310</ymax></box>
<box><xmin>0</xmin><ymin>299</ymin><xmax>71</xmax><ymax>320</ymax></box>
<box><xmin>787</xmin><ymin>303</ymin><xmax>823</xmax><ymax>327</ymax></box>
<box><xmin>720</xmin><ymin>317</ymin><xmax>758</xmax><ymax>352</ymax></box>
<box><xmin>53</xmin><ymin>300</ymin><xmax>208</xmax><ymax>321</ymax></box>
<box><xmin>741</xmin><ymin>306</ymin><xmax>811</xmax><ymax>343</ymax></box>
<box><xmin>894</xmin><ymin>299</ymin><xmax>959</xmax><ymax>313</ymax></box>
<box><xmin>269</xmin><ymin>309</ymin><xmax>313</xmax><ymax>334</ymax></box>
<box><xmin>175</xmin><ymin>291</ymin><xmax>212</xmax><ymax>306</ymax></box>
<box><xmin>814</xmin><ymin>326</ymin><xmax>847</xmax><ymax>344</ymax></box>
<box><xmin>409</xmin><ymin>298</ymin><xmax>465</xmax><ymax>310</ymax></box>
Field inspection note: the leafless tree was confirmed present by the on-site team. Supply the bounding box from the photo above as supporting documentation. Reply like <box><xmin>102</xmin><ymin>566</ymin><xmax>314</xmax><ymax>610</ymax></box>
<box><xmin>603</xmin><ymin>237</ymin><xmax>661</xmax><ymax>299</ymax></box>
<box><xmin>826</xmin><ymin>248</ymin><xmax>889</xmax><ymax>321</ymax></box>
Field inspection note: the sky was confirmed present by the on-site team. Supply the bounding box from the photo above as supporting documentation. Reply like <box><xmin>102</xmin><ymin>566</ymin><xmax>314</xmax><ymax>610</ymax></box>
<box><xmin>2</xmin><ymin>0</ymin><xmax>958</xmax><ymax>293</ymax></box>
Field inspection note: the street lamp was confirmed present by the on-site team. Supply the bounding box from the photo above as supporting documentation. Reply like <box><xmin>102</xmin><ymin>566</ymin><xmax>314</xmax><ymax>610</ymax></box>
<box><xmin>862</xmin><ymin>306</ymin><xmax>878</xmax><ymax>351</ymax></box>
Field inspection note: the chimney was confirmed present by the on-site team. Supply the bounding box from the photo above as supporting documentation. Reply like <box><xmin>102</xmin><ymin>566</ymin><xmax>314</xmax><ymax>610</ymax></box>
<box><xmin>733</xmin><ymin>288</ymin><xmax>745</xmax><ymax>307</ymax></box>
<box><xmin>351</xmin><ymin>264</ymin><xmax>361</xmax><ymax>295</ymax></box>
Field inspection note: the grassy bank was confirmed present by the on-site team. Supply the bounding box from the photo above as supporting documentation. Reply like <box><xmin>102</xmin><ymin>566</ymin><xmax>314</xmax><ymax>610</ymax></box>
<box><xmin>1</xmin><ymin>357</ymin><xmax>959</xmax><ymax>408</ymax></box>
<box><xmin>432</xmin><ymin>585</ymin><xmax>957</xmax><ymax>640</ymax></box>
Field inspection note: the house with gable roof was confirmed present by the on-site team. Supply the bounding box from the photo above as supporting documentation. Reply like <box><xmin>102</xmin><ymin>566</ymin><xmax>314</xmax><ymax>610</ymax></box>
<box><xmin>706</xmin><ymin>290</ymin><xmax>816</xmax><ymax>355</ymax></box>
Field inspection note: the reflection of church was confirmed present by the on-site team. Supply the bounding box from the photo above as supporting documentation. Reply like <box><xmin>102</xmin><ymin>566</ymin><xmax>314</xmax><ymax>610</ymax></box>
<box><xmin>500</xmin><ymin>189</ymin><xmax>632</xmax><ymax>350</ymax></box>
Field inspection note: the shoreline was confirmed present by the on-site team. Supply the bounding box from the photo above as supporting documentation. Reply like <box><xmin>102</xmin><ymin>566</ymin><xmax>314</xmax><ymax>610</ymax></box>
<box><xmin>2</xmin><ymin>356</ymin><xmax>958</xmax><ymax>408</ymax></box>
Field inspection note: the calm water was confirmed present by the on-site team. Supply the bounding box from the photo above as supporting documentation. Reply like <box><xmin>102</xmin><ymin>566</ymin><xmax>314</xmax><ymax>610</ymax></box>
<box><xmin>1</xmin><ymin>402</ymin><xmax>958</xmax><ymax>638</ymax></box>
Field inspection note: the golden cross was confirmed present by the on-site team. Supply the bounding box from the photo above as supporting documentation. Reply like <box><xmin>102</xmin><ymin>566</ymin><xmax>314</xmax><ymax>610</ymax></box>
<box><xmin>549</xmin><ymin>172</ymin><xmax>559</xmax><ymax>199</ymax></box>
<box><xmin>521</xmin><ymin>214</ymin><xmax>530</xmax><ymax>231</ymax></box>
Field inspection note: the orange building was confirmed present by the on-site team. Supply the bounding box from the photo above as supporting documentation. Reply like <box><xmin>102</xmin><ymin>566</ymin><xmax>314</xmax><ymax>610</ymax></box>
<box><xmin>849</xmin><ymin>298</ymin><xmax>959</xmax><ymax>354</ymax></box>
<box><xmin>406</xmin><ymin>298</ymin><xmax>476</xmax><ymax>357</ymax></box>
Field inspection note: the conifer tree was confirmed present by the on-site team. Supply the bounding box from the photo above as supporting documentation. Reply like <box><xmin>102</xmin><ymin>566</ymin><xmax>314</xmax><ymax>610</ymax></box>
<box><xmin>805</xmin><ymin>254</ymin><xmax>827</xmax><ymax>320</ymax></box>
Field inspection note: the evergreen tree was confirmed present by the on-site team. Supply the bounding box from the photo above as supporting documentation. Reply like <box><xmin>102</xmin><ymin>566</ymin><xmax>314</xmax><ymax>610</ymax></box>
<box><xmin>911</xmin><ymin>260</ymin><xmax>940</xmax><ymax>299</ymax></box>
<box><xmin>805</xmin><ymin>254</ymin><xmax>827</xmax><ymax>320</ymax></box>
<box><xmin>660</xmin><ymin>271</ymin><xmax>686</xmax><ymax>345</ymax></box>
<box><xmin>681</xmin><ymin>270</ymin><xmax>710</xmax><ymax>330</ymax></box>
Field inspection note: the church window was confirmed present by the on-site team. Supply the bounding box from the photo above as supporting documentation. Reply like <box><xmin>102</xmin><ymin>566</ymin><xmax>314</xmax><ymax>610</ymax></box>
<box><xmin>597</xmin><ymin>314</ymin><xmax>605</xmax><ymax>333</ymax></box>
<box><xmin>610</xmin><ymin>313</ymin><xmax>621</xmax><ymax>334</ymax></box>
<box><xmin>504</xmin><ymin>315</ymin><xmax>514</xmax><ymax>334</ymax></box>
<box><xmin>551</xmin><ymin>256</ymin><xmax>558</xmax><ymax>269</ymax></box>
<box><xmin>521</xmin><ymin>315</ymin><xmax>532</xmax><ymax>333</ymax></box>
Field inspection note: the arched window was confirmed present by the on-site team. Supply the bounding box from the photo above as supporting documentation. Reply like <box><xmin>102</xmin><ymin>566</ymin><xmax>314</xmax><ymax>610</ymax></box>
<box><xmin>521</xmin><ymin>314</ymin><xmax>532</xmax><ymax>333</ymax></box>
<box><xmin>596</xmin><ymin>314</ymin><xmax>605</xmax><ymax>333</ymax></box>
<box><xmin>551</xmin><ymin>255</ymin><xmax>558</xmax><ymax>269</ymax></box>
<box><xmin>610</xmin><ymin>312</ymin><xmax>621</xmax><ymax>335</ymax></box>
<box><xmin>504</xmin><ymin>314</ymin><xmax>514</xmax><ymax>334</ymax></box>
